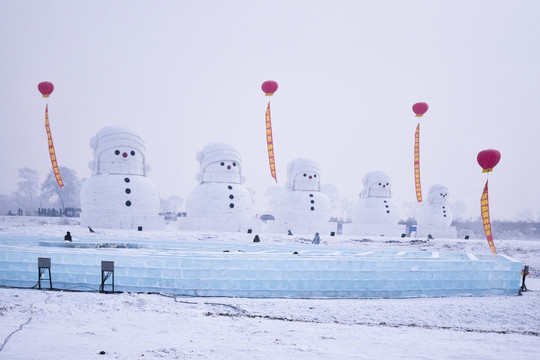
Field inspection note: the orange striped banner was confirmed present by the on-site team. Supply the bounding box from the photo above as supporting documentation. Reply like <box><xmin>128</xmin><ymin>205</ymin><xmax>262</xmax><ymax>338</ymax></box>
<box><xmin>481</xmin><ymin>179</ymin><xmax>496</xmax><ymax>254</ymax></box>
<box><xmin>414</xmin><ymin>123</ymin><xmax>422</xmax><ymax>202</ymax></box>
<box><xmin>265</xmin><ymin>102</ymin><xmax>277</xmax><ymax>182</ymax></box>
<box><xmin>45</xmin><ymin>105</ymin><xmax>63</xmax><ymax>187</ymax></box>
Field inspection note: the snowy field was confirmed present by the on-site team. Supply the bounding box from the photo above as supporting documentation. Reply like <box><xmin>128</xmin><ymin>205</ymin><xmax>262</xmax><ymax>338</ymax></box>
<box><xmin>1</xmin><ymin>216</ymin><xmax>539</xmax><ymax>359</ymax></box>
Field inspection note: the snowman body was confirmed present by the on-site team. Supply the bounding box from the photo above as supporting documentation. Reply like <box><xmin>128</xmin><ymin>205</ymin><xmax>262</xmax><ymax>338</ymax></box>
<box><xmin>179</xmin><ymin>143</ymin><xmax>257</xmax><ymax>232</ymax></box>
<box><xmin>416</xmin><ymin>185</ymin><xmax>456</xmax><ymax>238</ymax></box>
<box><xmin>344</xmin><ymin>171</ymin><xmax>404</xmax><ymax>236</ymax></box>
<box><xmin>270</xmin><ymin>158</ymin><xmax>334</xmax><ymax>235</ymax></box>
<box><xmin>80</xmin><ymin>126</ymin><xmax>163</xmax><ymax>230</ymax></box>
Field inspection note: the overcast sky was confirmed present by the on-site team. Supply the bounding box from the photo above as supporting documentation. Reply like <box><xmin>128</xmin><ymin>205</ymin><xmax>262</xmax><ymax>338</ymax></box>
<box><xmin>1</xmin><ymin>1</ymin><xmax>539</xmax><ymax>221</ymax></box>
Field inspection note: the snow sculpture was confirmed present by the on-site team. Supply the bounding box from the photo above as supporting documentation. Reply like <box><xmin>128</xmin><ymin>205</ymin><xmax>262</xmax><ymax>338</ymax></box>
<box><xmin>416</xmin><ymin>184</ymin><xmax>457</xmax><ymax>238</ymax></box>
<box><xmin>80</xmin><ymin>126</ymin><xmax>163</xmax><ymax>230</ymax></box>
<box><xmin>179</xmin><ymin>142</ymin><xmax>257</xmax><ymax>232</ymax></box>
<box><xmin>344</xmin><ymin>171</ymin><xmax>405</xmax><ymax>237</ymax></box>
<box><xmin>268</xmin><ymin>158</ymin><xmax>334</xmax><ymax>235</ymax></box>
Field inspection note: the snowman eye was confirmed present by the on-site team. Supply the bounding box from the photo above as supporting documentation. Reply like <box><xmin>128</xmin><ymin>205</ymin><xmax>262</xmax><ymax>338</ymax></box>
<box><xmin>115</xmin><ymin>150</ymin><xmax>120</xmax><ymax>155</ymax></box>
<box><xmin>220</xmin><ymin>162</ymin><xmax>225</xmax><ymax>166</ymax></box>
<box><xmin>314</xmin><ymin>174</ymin><xmax>317</xmax><ymax>177</ymax></box>
<box><xmin>233</xmin><ymin>162</ymin><xmax>236</xmax><ymax>167</ymax></box>
<box><xmin>386</xmin><ymin>183</ymin><xmax>389</xmax><ymax>186</ymax></box>
<box><xmin>303</xmin><ymin>174</ymin><xmax>307</xmax><ymax>177</ymax></box>
<box><xmin>378</xmin><ymin>183</ymin><xmax>382</xmax><ymax>185</ymax></box>
<box><xmin>130</xmin><ymin>151</ymin><xmax>135</xmax><ymax>156</ymax></box>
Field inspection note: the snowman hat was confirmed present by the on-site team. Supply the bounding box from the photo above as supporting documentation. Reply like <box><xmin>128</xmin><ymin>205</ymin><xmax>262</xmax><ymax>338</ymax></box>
<box><xmin>195</xmin><ymin>142</ymin><xmax>243</xmax><ymax>179</ymax></box>
<box><xmin>88</xmin><ymin>126</ymin><xmax>147</xmax><ymax>175</ymax></box>
<box><xmin>285</xmin><ymin>158</ymin><xmax>321</xmax><ymax>190</ymax></box>
<box><xmin>361</xmin><ymin>171</ymin><xmax>392</xmax><ymax>197</ymax></box>
<box><xmin>90</xmin><ymin>126</ymin><xmax>146</xmax><ymax>155</ymax></box>
<box><xmin>427</xmin><ymin>184</ymin><xmax>449</xmax><ymax>203</ymax></box>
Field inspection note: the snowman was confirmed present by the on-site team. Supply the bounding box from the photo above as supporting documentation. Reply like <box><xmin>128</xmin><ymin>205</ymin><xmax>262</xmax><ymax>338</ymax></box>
<box><xmin>270</xmin><ymin>158</ymin><xmax>333</xmax><ymax>235</ymax></box>
<box><xmin>179</xmin><ymin>142</ymin><xmax>256</xmax><ymax>232</ymax></box>
<box><xmin>344</xmin><ymin>171</ymin><xmax>404</xmax><ymax>236</ymax></box>
<box><xmin>416</xmin><ymin>184</ymin><xmax>457</xmax><ymax>238</ymax></box>
<box><xmin>80</xmin><ymin>126</ymin><xmax>163</xmax><ymax>230</ymax></box>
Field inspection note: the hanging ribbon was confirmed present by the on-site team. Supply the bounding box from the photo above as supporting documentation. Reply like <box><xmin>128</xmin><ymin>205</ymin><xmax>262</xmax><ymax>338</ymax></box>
<box><xmin>481</xmin><ymin>179</ymin><xmax>496</xmax><ymax>254</ymax></box>
<box><xmin>45</xmin><ymin>105</ymin><xmax>64</xmax><ymax>187</ymax></box>
<box><xmin>414</xmin><ymin>123</ymin><xmax>422</xmax><ymax>202</ymax></box>
<box><xmin>265</xmin><ymin>102</ymin><xmax>277</xmax><ymax>182</ymax></box>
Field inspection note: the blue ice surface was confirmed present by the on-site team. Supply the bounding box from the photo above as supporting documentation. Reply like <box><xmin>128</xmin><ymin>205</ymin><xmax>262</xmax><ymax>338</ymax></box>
<box><xmin>0</xmin><ymin>234</ymin><xmax>523</xmax><ymax>298</ymax></box>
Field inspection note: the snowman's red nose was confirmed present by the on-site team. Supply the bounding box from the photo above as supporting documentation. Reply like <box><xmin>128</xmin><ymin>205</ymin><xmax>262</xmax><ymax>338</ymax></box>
<box><xmin>227</xmin><ymin>165</ymin><xmax>231</xmax><ymax>170</ymax></box>
<box><xmin>122</xmin><ymin>152</ymin><xmax>128</xmax><ymax>158</ymax></box>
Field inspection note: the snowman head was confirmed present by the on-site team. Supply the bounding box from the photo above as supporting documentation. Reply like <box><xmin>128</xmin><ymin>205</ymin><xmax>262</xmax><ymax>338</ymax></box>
<box><xmin>88</xmin><ymin>126</ymin><xmax>148</xmax><ymax>176</ymax></box>
<box><xmin>195</xmin><ymin>142</ymin><xmax>244</xmax><ymax>184</ymax></box>
<box><xmin>428</xmin><ymin>184</ymin><xmax>449</xmax><ymax>205</ymax></box>
<box><xmin>361</xmin><ymin>171</ymin><xmax>392</xmax><ymax>198</ymax></box>
<box><xmin>285</xmin><ymin>158</ymin><xmax>321</xmax><ymax>191</ymax></box>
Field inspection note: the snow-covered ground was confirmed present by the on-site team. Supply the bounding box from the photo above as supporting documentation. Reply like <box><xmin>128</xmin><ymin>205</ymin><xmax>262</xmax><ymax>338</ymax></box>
<box><xmin>1</xmin><ymin>216</ymin><xmax>539</xmax><ymax>359</ymax></box>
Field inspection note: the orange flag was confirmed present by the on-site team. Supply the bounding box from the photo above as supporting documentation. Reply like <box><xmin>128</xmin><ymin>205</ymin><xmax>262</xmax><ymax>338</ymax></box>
<box><xmin>45</xmin><ymin>105</ymin><xmax>63</xmax><ymax>187</ymax></box>
<box><xmin>414</xmin><ymin>124</ymin><xmax>422</xmax><ymax>202</ymax></box>
<box><xmin>481</xmin><ymin>180</ymin><xmax>496</xmax><ymax>254</ymax></box>
<box><xmin>265</xmin><ymin>102</ymin><xmax>277</xmax><ymax>182</ymax></box>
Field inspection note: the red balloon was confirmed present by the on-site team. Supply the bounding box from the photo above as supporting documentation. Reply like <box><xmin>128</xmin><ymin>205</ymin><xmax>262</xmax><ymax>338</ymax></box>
<box><xmin>477</xmin><ymin>149</ymin><xmax>501</xmax><ymax>173</ymax></box>
<box><xmin>262</xmin><ymin>80</ymin><xmax>278</xmax><ymax>96</ymax></box>
<box><xmin>38</xmin><ymin>82</ymin><xmax>54</xmax><ymax>98</ymax></box>
<box><xmin>412</xmin><ymin>102</ymin><xmax>429</xmax><ymax>117</ymax></box>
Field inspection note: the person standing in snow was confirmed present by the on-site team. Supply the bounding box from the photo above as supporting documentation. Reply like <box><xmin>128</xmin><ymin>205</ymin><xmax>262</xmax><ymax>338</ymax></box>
<box><xmin>312</xmin><ymin>232</ymin><xmax>320</xmax><ymax>244</ymax></box>
<box><xmin>64</xmin><ymin>231</ymin><xmax>72</xmax><ymax>242</ymax></box>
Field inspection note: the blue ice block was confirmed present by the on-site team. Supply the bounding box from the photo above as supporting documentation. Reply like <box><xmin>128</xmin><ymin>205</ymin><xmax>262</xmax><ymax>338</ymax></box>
<box><xmin>0</xmin><ymin>234</ymin><xmax>523</xmax><ymax>298</ymax></box>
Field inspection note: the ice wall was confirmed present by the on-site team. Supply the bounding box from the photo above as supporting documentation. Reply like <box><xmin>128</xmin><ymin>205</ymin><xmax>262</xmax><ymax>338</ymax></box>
<box><xmin>0</xmin><ymin>237</ymin><xmax>522</xmax><ymax>298</ymax></box>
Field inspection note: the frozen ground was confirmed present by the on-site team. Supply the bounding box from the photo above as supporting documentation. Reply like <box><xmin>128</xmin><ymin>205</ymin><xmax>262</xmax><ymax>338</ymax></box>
<box><xmin>0</xmin><ymin>216</ymin><xmax>539</xmax><ymax>359</ymax></box>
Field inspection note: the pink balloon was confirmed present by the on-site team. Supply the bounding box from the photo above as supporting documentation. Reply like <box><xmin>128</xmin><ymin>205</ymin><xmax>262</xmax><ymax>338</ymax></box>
<box><xmin>38</xmin><ymin>81</ymin><xmax>54</xmax><ymax>98</ymax></box>
<box><xmin>412</xmin><ymin>102</ymin><xmax>429</xmax><ymax>117</ymax></box>
<box><xmin>477</xmin><ymin>149</ymin><xmax>501</xmax><ymax>173</ymax></box>
<box><xmin>262</xmin><ymin>80</ymin><xmax>278</xmax><ymax>96</ymax></box>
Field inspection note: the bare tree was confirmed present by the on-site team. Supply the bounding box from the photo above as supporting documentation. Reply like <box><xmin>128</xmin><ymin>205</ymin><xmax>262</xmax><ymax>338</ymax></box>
<box><xmin>0</xmin><ymin>194</ymin><xmax>17</xmax><ymax>215</ymax></box>
<box><xmin>14</xmin><ymin>167</ymin><xmax>40</xmax><ymax>211</ymax></box>
<box><xmin>160</xmin><ymin>195</ymin><xmax>184</xmax><ymax>213</ymax></box>
<box><xmin>41</xmin><ymin>167</ymin><xmax>82</xmax><ymax>214</ymax></box>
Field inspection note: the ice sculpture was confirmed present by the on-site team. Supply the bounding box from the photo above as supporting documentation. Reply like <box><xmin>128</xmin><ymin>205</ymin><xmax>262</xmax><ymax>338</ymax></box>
<box><xmin>416</xmin><ymin>184</ymin><xmax>457</xmax><ymax>238</ymax></box>
<box><xmin>179</xmin><ymin>142</ymin><xmax>257</xmax><ymax>232</ymax></box>
<box><xmin>344</xmin><ymin>171</ymin><xmax>405</xmax><ymax>236</ymax></box>
<box><xmin>80</xmin><ymin>126</ymin><xmax>163</xmax><ymax>230</ymax></box>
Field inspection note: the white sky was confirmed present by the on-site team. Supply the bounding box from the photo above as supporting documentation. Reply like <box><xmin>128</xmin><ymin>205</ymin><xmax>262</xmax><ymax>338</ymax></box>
<box><xmin>1</xmin><ymin>0</ymin><xmax>539</xmax><ymax>221</ymax></box>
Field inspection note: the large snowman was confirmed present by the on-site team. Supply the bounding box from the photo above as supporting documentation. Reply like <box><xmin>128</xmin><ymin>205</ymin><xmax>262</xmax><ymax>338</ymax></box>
<box><xmin>179</xmin><ymin>142</ymin><xmax>257</xmax><ymax>232</ymax></box>
<box><xmin>80</xmin><ymin>126</ymin><xmax>163</xmax><ymax>230</ymax></box>
<box><xmin>344</xmin><ymin>171</ymin><xmax>404</xmax><ymax>237</ymax></box>
<box><xmin>269</xmin><ymin>158</ymin><xmax>334</xmax><ymax>235</ymax></box>
<box><xmin>416</xmin><ymin>184</ymin><xmax>457</xmax><ymax>238</ymax></box>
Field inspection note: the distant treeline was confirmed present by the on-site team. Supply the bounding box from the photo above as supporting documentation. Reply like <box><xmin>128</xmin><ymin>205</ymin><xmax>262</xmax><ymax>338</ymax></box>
<box><xmin>452</xmin><ymin>219</ymin><xmax>540</xmax><ymax>240</ymax></box>
<box><xmin>398</xmin><ymin>217</ymin><xmax>540</xmax><ymax>240</ymax></box>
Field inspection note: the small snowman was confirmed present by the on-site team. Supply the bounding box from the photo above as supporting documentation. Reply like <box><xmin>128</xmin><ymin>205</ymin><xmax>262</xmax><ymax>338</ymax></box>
<box><xmin>271</xmin><ymin>158</ymin><xmax>332</xmax><ymax>235</ymax></box>
<box><xmin>80</xmin><ymin>126</ymin><xmax>162</xmax><ymax>230</ymax></box>
<box><xmin>345</xmin><ymin>171</ymin><xmax>403</xmax><ymax>236</ymax></box>
<box><xmin>181</xmin><ymin>142</ymin><xmax>256</xmax><ymax>232</ymax></box>
<box><xmin>416</xmin><ymin>184</ymin><xmax>457</xmax><ymax>238</ymax></box>
<box><xmin>417</xmin><ymin>184</ymin><xmax>453</xmax><ymax>227</ymax></box>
